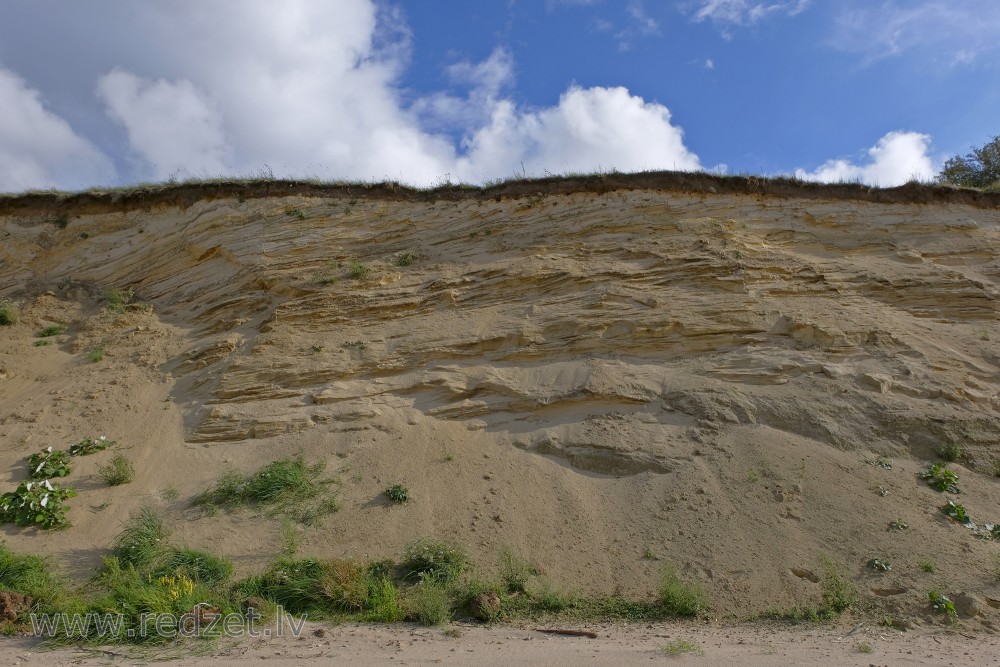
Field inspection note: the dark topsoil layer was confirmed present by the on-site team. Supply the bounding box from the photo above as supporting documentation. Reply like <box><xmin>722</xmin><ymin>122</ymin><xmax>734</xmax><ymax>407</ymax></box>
<box><xmin>1</xmin><ymin>171</ymin><xmax>999</xmax><ymax>219</ymax></box>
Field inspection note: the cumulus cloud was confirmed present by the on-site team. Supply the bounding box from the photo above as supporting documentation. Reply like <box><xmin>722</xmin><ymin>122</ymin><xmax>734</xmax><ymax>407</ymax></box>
<box><xmin>99</xmin><ymin>69</ymin><xmax>231</xmax><ymax>180</ymax></box>
<box><xmin>691</xmin><ymin>0</ymin><xmax>810</xmax><ymax>26</ymax></box>
<box><xmin>0</xmin><ymin>0</ymin><xmax>703</xmax><ymax>190</ymax></box>
<box><xmin>794</xmin><ymin>131</ymin><xmax>936</xmax><ymax>186</ymax></box>
<box><xmin>0</xmin><ymin>66</ymin><xmax>115</xmax><ymax>191</ymax></box>
<box><xmin>456</xmin><ymin>86</ymin><xmax>701</xmax><ymax>180</ymax></box>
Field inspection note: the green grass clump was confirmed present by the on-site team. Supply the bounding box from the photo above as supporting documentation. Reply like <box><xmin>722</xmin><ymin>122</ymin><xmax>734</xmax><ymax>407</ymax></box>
<box><xmin>101</xmin><ymin>287</ymin><xmax>134</xmax><ymax>314</ymax></box>
<box><xmin>86</xmin><ymin>347</ymin><xmax>105</xmax><ymax>362</ymax></box>
<box><xmin>396</xmin><ymin>252</ymin><xmax>416</xmax><ymax>267</ymax></box>
<box><xmin>658</xmin><ymin>564</ymin><xmax>707</xmax><ymax>617</ymax></box>
<box><xmin>0</xmin><ymin>299</ymin><xmax>17</xmax><ymax>326</ymax></box>
<box><xmin>498</xmin><ymin>547</ymin><xmax>533</xmax><ymax>594</ymax></box>
<box><xmin>192</xmin><ymin>456</ymin><xmax>338</xmax><ymax>524</ymax></box>
<box><xmin>32</xmin><ymin>340</ymin><xmax>51</xmax><ymax>347</ymax></box>
<box><xmin>112</xmin><ymin>506</ymin><xmax>170</xmax><ymax>570</ymax></box>
<box><xmin>36</xmin><ymin>324</ymin><xmax>66</xmax><ymax>337</ymax></box>
<box><xmin>936</xmin><ymin>443</ymin><xmax>962</xmax><ymax>463</ymax></box>
<box><xmin>402</xmin><ymin>539</ymin><xmax>468</xmax><ymax>584</ymax></box>
<box><xmin>919</xmin><ymin>560</ymin><xmax>937</xmax><ymax>573</ymax></box>
<box><xmin>406</xmin><ymin>582</ymin><xmax>451</xmax><ymax>626</ymax></box>
<box><xmin>151</xmin><ymin>547</ymin><xmax>233</xmax><ymax>586</ymax></box>
<box><xmin>820</xmin><ymin>556</ymin><xmax>856</xmax><ymax>615</ymax></box>
<box><xmin>0</xmin><ymin>542</ymin><xmax>65</xmax><ymax>612</ymax></box>
<box><xmin>99</xmin><ymin>454</ymin><xmax>134</xmax><ymax>486</ymax></box>
<box><xmin>347</xmin><ymin>260</ymin><xmax>371</xmax><ymax>280</ymax></box>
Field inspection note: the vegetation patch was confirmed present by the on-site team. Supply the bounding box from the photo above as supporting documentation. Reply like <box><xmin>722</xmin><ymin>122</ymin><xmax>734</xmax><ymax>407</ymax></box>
<box><xmin>192</xmin><ymin>456</ymin><xmax>338</xmax><ymax>525</ymax></box>
<box><xmin>658</xmin><ymin>564</ymin><xmax>707</xmax><ymax>617</ymax></box>
<box><xmin>384</xmin><ymin>484</ymin><xmax>409</xmax><ymax>504</ymax></box>
<box><xmin>36</xmin><ymin>324</ymin><xmax>66</xmax><ymax>337</ymax></box>
<box><xmin>69</xmin><ymin>436</ymin><xmax>113</xmax><ymax>456</ymax></box>
<box><xmin>26</xmin><ymin>447</ymin><xmax>71</xmax><ymax>479</ymax></box>
<box><xmin>935</xmin><ymin>443</ymin><xmax>962</xmax><ymax>463</ymax></box>
<box><xmin>919</xmin><ymin>464</ymin><xmax>960</xmax><ymax>493</ymax></box>
<box><xmin>0</xmin><ymin>480</ymin><xmax>76</xmax><ymax>529</ymax></box>
<box><xmin>401</xmin><ymin>539</ymin><xmax>468</xmax><ymax>584</ymax></box>
<box><xmin>662</xmin><ymin>639</ymin><xmax>703</xmax><ymax>656</ymax></box>
<box><xmin>0</xmin><ymin>298</ymin><xmax>17</xmax><ymax>326</ymax></box>
<box><xmin>99</xmin><ymin>454</ymin><xmax>135</xmax><ymax>486</ymax></box>
<box><xmin>929</xmin><ymin>592</ymin><xmax>957</xmax><ymax>622</ymax></box>
<box><xmin>101</xmin><ymin>286</ymin><xmax>134</xmax><ymax>314</ymax></box>
<box><xmin>347</xmin><ymin>260</ymin><xmax>371</xmax><ymax>280</ymax></box>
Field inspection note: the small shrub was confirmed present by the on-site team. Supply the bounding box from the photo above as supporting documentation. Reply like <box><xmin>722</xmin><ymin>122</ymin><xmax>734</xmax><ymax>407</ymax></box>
<box><xmin>26</xmin><ymin>447</ymin><xmax>71</xmax><ymax>479</ymax></box>
<box><xmin>365</xmin><ymin>576</ymin><xmax>403</xmax><ymax>622</ymax></box>
<box><xmin>941</xmin><ymin>500</ymin><xmax>972</xmax><ymax>525</ymax></box>
<box><xmin>889</xmin><ymin>519</ymin><xmax>908</xmax><ymax>530</ymax></box>
<box><xmin>32</xmin><ymin>340</ymin><xmax>51</xmax><ymax>347</ymax></box>
<box><xmin>286</xmin><ymin>208</ymin><xmax>307</xmax><ymax>220</ymax></box>
<box><xmin>69</xmin><ymin>436</ymin><xmax>113</xmax><ymax>456</ymax></box>
<box><xmin>402</xmin><ymin>539</ymin><xmax>468</xmax><ymax>583</ymax></box>
<box><xmin>936</xmin><ymin>443</ymin><xmax>962</xmax><ymax>463</ymax></box>
<box><xmin>396</xmin><ymin>252</ymin><xmax>416</xmax><ymax>267</ymax></box>
<box><xmin>662</xmin><ymin>639</ymin><xmax>703</xmax><ymax>656</ymax></box>
<box><xmin>929</xmin><ymin>591</ymin><xmax>957</xmax><ymax>622</ymax></box>
<box><xmin>0</xmin><ymin>543</ymin><xmax>64</xmax><ymax>611</ymax></box>
<box><xmin>918</xmin><ymin>464</ymin><xmax>960</xmax><ymax>493</ymax></box>
<box><xmin>856</xmin><ymin>641</ymin><xmax>873</xmax><ymax>654</ymax></box>
<box><xmin>313</xmin><ymin>271</ymin><xmax>338</xmax><ymax>285</ymax></box>
<box><xmin>101</xmin><ymin>287</ymin><xmax>134</xmax><ymax>314</ymax></box>
<box><xmin>0</xmin><ymin>299</ymin><xmax>17</xmax><ymax>326</ymax></box>
<box><xmin>866</xmin><ymin>558</ymin><xmax>891</xmax><ymax>572</ymax></box>
<box><xmin>385</xmin><ymin>484</ymin><xmax>409</xmax><ymax>504</ymax></box>
<box><xmin>99</xmin><ymin>454</ymin><xmax>135</xmax><ymax>486</ymax></box>
<box><xmin>347</xmin><ymin>260</ymin><xmax>371</xmax><ymax>280</ymax></box>
<box><xmin>113</xmin><ymin>506</ymin><xmax>170</xmax><ymax>570</ymax></box>
<box><xmin>919</xmin><ymin>560</ymin><xmax>937</xmax><ymax>573</ymax></box>
<box><xmin>820</xmin><ymin>556</ymin><xmax>855</xmax><ymax>615</ymax></box>
<box><xmin>407</xmin><ymin>581</ymin><xmax>451</xmax><ymax>626</ymax></box>
<box><xmin>36</xmin><ymin>324</ymin><xmax>65</xmax><ymax>337</ymax></box>
<box><xmin>341</xmin><ymin>340</ymin><xmax>367</xmax><ymax>350</ymax></box>
<box><xmin>658</xmin><ymin>564</ymin><xmax>707</xmax><ymax>617</ymax></box>
<box><xmin>86</xmin><ymin>347</ymin><xmax>106</xmax><ymax>363</ymax></box>
<box><xmin>0</xmin><ymin>480</ymin><xmax>76</xmax><ymax>529</ymax></box>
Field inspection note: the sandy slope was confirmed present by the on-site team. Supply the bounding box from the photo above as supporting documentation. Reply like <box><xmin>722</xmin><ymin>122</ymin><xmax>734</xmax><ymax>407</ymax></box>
<box><xmin>1</xmin><ymin>180</ymin><xmax>1000</xmax><ymax>627</ymax></box>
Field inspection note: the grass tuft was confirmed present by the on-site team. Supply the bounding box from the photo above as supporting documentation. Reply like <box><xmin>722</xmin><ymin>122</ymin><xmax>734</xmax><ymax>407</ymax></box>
<box><xmin>36</xmin><ymin>324</ymin><xmax>66</xmax><ymax>337</ymax></box>
<box><xmin>99</xmin><ymin>454</ymin><xmax>134</xmax><ymax>486</ymax></box>
<box><xmin>0</xmin><ymin>299</ymin><xmax>17</xmax><ymax>326</ymax></box>
<box><xmin>406</xmin><ymin>581</ymin><xmax>451</xmax><ymax>626</ymax></box>
<box><xmin>658</xmin><ymin>564</ymin><xmax>707</xmax><ymax>617</ymax></box>
<box><xmin>112</xmin><ymin>506</ymin><xmax>170</xmax><ymax>570</ymax></box>
<box><xmin>402</xmin><ymin>539</ymin><xmax>468</xmax><ymax>584</ymax></box>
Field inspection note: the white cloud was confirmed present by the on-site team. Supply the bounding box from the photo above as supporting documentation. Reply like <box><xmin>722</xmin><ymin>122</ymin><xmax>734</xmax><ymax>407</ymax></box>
<box><xmin>0</xmin><ymin>66</ymin><xmax>115</xmax><ymax>191</ymax></box>
<box><xmin>455</xmin><ymin>86</ymin><xmax>701</xmax><ymax>180</ymax></box>
<box><xmin>794</xmin><ymin>131</ymin><xmax>936</xmax><ymax>186</ymax></box>
<box><xmin>832</xmin><ymin>1</ymin><xmax>1000</xmax><ymax>63</ymax></box>
<box><xmin>691</xmin><ymin>0</ymin><xmax>809</xmax><ymax>26</ymax></box>
<box><xmin>99</xmin><ymin>69</ymin><xmax>231</xmax><ymax>180</ymax></box>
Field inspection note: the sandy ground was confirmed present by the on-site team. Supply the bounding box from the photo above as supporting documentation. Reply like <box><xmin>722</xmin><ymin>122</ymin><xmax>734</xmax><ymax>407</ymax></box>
<box><xmin>1</xmin><ymin>621</ymin><xmax>997</xmax><ymax>666</ymax></box>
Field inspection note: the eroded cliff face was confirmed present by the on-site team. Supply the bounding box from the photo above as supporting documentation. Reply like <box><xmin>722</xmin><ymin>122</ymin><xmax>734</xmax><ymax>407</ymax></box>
<box><xmin>2</xmin><ymin>182</ymin><xmax>1000</xmax><ymax>617</ymax></box>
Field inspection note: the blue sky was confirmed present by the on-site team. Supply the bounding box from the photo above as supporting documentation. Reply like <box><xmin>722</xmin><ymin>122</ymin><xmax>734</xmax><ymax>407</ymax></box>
<box><xmin>0</xmin><ymin>0</ymin><xmax>997</xmax><ymax>192</ymax></box>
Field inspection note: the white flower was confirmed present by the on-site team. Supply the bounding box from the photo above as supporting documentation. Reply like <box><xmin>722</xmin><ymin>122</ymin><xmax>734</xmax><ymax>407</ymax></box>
<box><xmin>43</xmin><ymin>480</ymin><xmax>54</xmax><ymax>491</ymax></box>
<box><xmin>40</xmin><ymin>494</ymin><xmax>49</xmax><ymax>507</ymax></box>
<box><xmin>24</xmin><ymin>482</ymin><xmax>34</xmax><ymax>491</ymax></box>
<box><xmin>45</xmin><ymin>446</ymin><xmax>52</xmax><ymax>453</ymax></box>
<box><xmin>35</xmin><ymin>461</ymin><xmax>45</xmax><ymax>474</ymax></box>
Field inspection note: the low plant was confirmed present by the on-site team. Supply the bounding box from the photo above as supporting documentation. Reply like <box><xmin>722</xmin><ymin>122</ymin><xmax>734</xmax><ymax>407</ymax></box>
<box><xmin>820</xmin><ymin>556</ymin><xmax>855</xmax><ymax>615</ymax></box>
<box><xmin>662</xmin><ymin>639</ymin><xmax>703</xmax><ymax>656</ymax></box>
<box><xmin>347</xmin><ymin>260</ymin><xmax>371</xmax><ymax>280</ymax></box>
<box><xmin>406</xmin><ymin>580</ymin><xmax>451</xmax><ymax>626</ymax></box>
<box><xmin>192</xmin><ymin>456</ymin><xmax>338</xmax><ymax>525</ymax></box>
<box><xmin>32</xmin><ymin>340</ymin><xmax>51</xmax><ymax>347</ymax></box>
<box><xmin>385</xmin><ymin>484</ymin><xmax>409</xmax><ymax>504</ymax></box>
<box><xmin>919</xmin><ymin>560</ymin><xmax>937</xmax><ymax>573</ymax></box>
<box><xmin>113</xmin><ymin>506</ymin><xmax>170</xmax><ymax>570</ymax></box>
<box><xmin>856</xmin><ymin>641</ymin><xmax>873</xmax><ymax>654</ymax></box>
<box><xmin>866</xmin><ymin>558</ymin><xmax>891</xmax><ymax>572</ymax></box>
<box><xmin>36</xmin><ymin>324</ymin><xmax>66</xmax><ymax>337</ymax></box>
<box><xmin>396</xmin><ymin>252</ymin><xmax>416</xmax><ymax>267</ymax></box>
<box><xmin>941</xmin><ymin>500</ymin><xmax>972</xmax><ymax>525</ymax></box>
<box><xmin>69</xmin><ymin>436</ymin><xmax>113</xmax><ymax>456</ymax></box>
<box><xmin>928</xmin><ymin>591</ymin><xmax>957</xmax><ymax>622</ymax></box>
<box><xmin>86</xmin><ymin>347</ymin><xmax>106</xmax><ymax>363</ymax></box>
<box><xmin>101</xmin><ymin>286</ymin><xmax>134</xmax><ymax>314</ymax></box>
<box><xmin>402</xmin><ymin>539</ymin><xmax>468</xmax><ymax>583</ymax></box>
<box><xmin>889</xmin><ymin>519</ymin><xmax>908</xmax><ymax>530</ymax></box>
<box><xmin>0</xmin><ymin>298</ymin><xmax>17</xmax><ymax>325</ymax></box>
<box><xmin>0</xmin><ymin>480</ymin><xmax>77</xmax><ymax>529</ymax></box>
<box><xmin>26</xmin><ymin>447</ymin><xmax>71</xmax><ymax>479</ymax></box>
<box><xmin>341</xmin><ymin>340</ymin><xmax>367</xmax><ymax>350</ymax></box>
<box><xmin>919</xmin><ymin>463</ymin><xmax>960</xmax><ymax>493</ymax></box>
<box><xmin>0</xmin><ymin>543</ymin><xmax>65</xmax><ymax>612</ymax></box>
<box><xmin>658</xmin><ymin>564</ymin><xmax>707</xmax><ymax>617</ymax></box>
<box><xmin>499</xmin><ymin>547</ymin><xmax>533</xmax><ymax>594</ymax></box>
<box><xmin>286</xmin><ymin>208</ymin><xmax>306</xmax><ymax>220</ymax></box>
<box><xmin>936</xmin><ymin>443</ymin><xmax>962</xmax><ymax>463</ymax></box>
<box><xmin>99</xmin><ymin>454</ymin><xmax>135</xmax><ymax>486</ymax></box>
<box><xmin>152</xmin><ymin>547</ymin><xmax>233</xmax><ymax>586</ymax></box>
